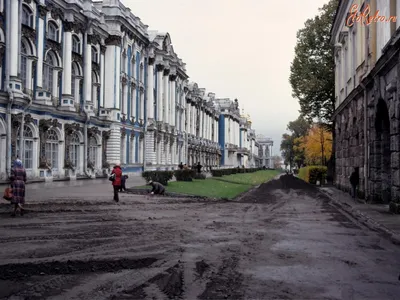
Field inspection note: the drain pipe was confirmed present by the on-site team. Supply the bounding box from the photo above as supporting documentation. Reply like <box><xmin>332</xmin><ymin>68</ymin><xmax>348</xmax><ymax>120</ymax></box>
<box><xmin>18</xmin><ymin>95</ymin><xmax>33</xmax><ymax>165</ymax></box>
<box><xmin>5</xmin><ymin>0</ymin><xmax>14</xmax><ymax>177</ymax></box>
<box><xmin>360</xmin><ymin>24</ymin><xmax>370</xmax><ymax>201</ymax></box>
<box><xmin>83</xmin><ymin>110</ymin><xmax>91</xmax><ymax>178</ymax></box>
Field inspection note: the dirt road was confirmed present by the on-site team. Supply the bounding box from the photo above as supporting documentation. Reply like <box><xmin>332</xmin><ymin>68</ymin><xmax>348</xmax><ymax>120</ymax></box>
<box><xmin>1</xmin><ymin>175</ymin><xmax>399</xmax><ymax>299</ymax></box>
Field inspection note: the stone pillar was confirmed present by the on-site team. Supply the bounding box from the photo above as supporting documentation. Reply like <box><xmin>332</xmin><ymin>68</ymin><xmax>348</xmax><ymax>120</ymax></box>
<box><xmin>85</xmin><ymin>35</ymin><xmax>93</xmax><ymax>103</ymax></box>
<box><xmin>185</xmin><ymin>103</ymin><xmax>191</xmax><ymax>133</ymax></box>
<box><xmin>163</xmin><ymin>68</ymin><xmax>169</xmax><ymax>123</ymax></box>
<box><xmin>36</xmin><ymin>6</ymin><xmax>47</xmax><ymax>88</ymax></box>
<box><xmin>10</xmin><ymin>0</ymin><xmax>19</xmax><ymax>78</ymax></box>
<box><xmin>104</xmin><ymin>35</ymin><xmax>122</xmax><ymax>109</ymax></box>
<box><xmin>62</xmin><ymin>22</ymin><xmax>73</xmax><ymax>95</ymax></box>
<box><xmin>156</xmin><ymin>64</ymin><xmax>164</xmax><ymax>122</ymax></box>
<box><xmin>147</xmin><ymin>57</ymin><xmax>155</xmax><ymax>120</ymax></box>
<box><xmin>100</xmin><ymin>45</ymin><xmax>106</xmax><ymax>107</ymax></box>
<box><xmin>169</xmin><ymin>74</ymin><xmax>176</xmax><ymax>127</ymax></box>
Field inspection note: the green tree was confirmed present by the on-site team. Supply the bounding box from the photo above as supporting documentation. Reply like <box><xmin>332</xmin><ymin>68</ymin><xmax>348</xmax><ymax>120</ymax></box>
<box><xmin>280</xmin><ymin>133</ymin><xmax>294</xmax><ymax>170</ymax></box>
<box><xmin>289</xmin><ymin>0</ymin><xmax>339</xmax><ymax>128</ymax></box>
<box><xmin>287</xmin><ymin>116</ymin><xmax>311</xmax><ymax>138</ymax></box>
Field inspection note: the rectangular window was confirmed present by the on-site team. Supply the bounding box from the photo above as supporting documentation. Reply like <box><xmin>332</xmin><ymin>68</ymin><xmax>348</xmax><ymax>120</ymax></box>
<box><xmin>45</xmin><ymin>143</ymin><xmax>58</xmax><ymax>169</ymax></box>
<box><xmin>24</xmin><ymin>140</ymin><xmax>33</xmax><ymax>169</ymax></box>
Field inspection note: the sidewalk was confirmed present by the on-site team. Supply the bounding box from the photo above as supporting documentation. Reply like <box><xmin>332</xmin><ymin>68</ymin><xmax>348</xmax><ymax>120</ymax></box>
<box><xmin>320</xmin><ymin>186</ymin><xmax>400</xmax><ymax>245</ymax></box>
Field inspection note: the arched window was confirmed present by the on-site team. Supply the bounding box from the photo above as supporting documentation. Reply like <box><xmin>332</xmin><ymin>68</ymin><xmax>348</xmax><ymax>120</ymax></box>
<box><xmin>72</xmin><ymin>35</ymin><xmax>80</xmax><ymax>54</ymax></box>
<box><xmin>88</xmin><ymin>136</ymin><xmax>97</xmax><ymax>166</ymax></box>
<box><xmin>71</xmin><ymin>65</ymin><xmax>76</xmax><ymax>99</ymax></box>
<box><xmin>21</xmin><ymin>41</ymin><xmax>28</xmax><ymax>89</ymax></box>
<box><xmin>48</xmin><ymin>21</ymin><xmax>59</xmax><ymax>41</ymax></box>
<box><xmin>22</xmin><ymin>5</ymin><xmax>33</xmax><ymax>27</ymax></box>
<box><xmin>16</xmin><ymin>125</ymin><xmax>34</xmax><ymax>169</ymax></box>
<box><xmin>45</xmin><ymin>129</ymin><xmax>58</xmax><ymax>169</ymax></box>
<box><xmin>69</xmin><ymin>133</ymin><xmax>80</xmax><ymax>168</ymax></box>
<box><xmin>43</xmin><ymin>53</ymin><xmax>55</xmax><ymax>93</ymax></box>
<box><xmin>91</xmin><ymin>71</ymin><xmax>99</xmax><ymax>103</ymax></box>
<box><xmin>91</xmin><ymin>46</ymin><xmax>98</xmax><ymax>63</ymax></box>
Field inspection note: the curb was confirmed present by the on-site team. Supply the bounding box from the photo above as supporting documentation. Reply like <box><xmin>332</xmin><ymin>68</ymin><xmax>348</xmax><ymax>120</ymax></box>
<box><xmin>319</xmin><ymin>188</ymin><xmax>400</xmax><ymax>246</ymax></box>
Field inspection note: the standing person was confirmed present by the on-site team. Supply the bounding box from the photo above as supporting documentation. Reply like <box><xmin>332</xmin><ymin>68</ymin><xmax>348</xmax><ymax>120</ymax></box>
<box><xmin>110</xmin><ymin>162</ymin><xmax>122</xmax><ymax>202</ymax></box>
<box><xmin>349</xmin><ymin>167</ymin><xmax>359</xmax><ymax>199</ymax></box>
<box><xmin>196</xmin><ymin>162</ymin><xmax>202</xmax><ymax>173</ymax></box>
<box><xmin>9</xmin><ymin>158</ymin><xmax>27</xmax><ymax>217</ymax></box>
<box><xmin>148</xmin><ymin>180</ymin><xmax>165</xmax><ymax>195</ymax></box>
<box><xmin>178</xmin><ymin>162</ymin><xmax>183</xmax><ymax>170</ymax></box>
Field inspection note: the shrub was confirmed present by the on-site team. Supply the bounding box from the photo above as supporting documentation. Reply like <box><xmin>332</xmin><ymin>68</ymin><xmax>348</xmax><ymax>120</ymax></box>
<box><xmin>141</xmin><ymin>170</ymin><xmax>174</xmax><ymax>185</ymax></box>
<box><xmin>211</xmin><ymin>167</ymin><xmax>264</xmax><ymax>177</ymax></box>
<box><xmin>174</xmin><ymin>169</ymin><xmax>196</xmax><ymax>181</ymax></box>
<box><xmin>298</xmin><ymin>166</ymin><xmax>327</xmax><ymax>185</ymax></box>
<box><xmin>193</xmin><ymin>173</ymin><xmax>206</xmax><ymax>180</ymax></box>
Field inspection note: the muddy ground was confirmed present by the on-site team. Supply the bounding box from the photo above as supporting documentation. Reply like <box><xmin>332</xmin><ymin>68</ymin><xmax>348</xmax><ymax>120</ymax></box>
<box><xmin>0</xmin><ymin>175</ymin><xmax>400</xmax><ymax>299</ymax></box>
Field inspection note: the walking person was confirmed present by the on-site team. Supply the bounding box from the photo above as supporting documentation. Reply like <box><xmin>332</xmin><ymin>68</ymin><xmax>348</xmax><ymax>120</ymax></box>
<box><xmin>110</xmin><ymin>162</ymin><xmax>122</xmax><ymax>202</ymax></box>
<box><xmin>196</xmin><ymin>162</ymin><xmax>202</xmax><ymax>174</ymax></box>
<box><xmin>349</xmin><ymin>167</ymin><xmax>359</xmax><ymax>199</ymax></box>
<box><xmin>178</xmin><ymin>162</ymin><xmax>183</xmax><ymax>170</ymax></box>
<box><xmin>9</xmin><ymin>158</ymin><xmax>27</xmax><ymax>217</ymax></box>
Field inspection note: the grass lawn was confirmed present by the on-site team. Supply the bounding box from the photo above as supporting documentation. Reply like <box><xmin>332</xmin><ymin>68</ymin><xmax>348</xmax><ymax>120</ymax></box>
<box><xmin>213</xmin><ymin>170</ymin><xmax>280</xmax><ymax>186</ymax></box>
<box><xmin>132</xmin><ymin>170</ymin><xmax>280</xmax><ymax>199</ymax></box>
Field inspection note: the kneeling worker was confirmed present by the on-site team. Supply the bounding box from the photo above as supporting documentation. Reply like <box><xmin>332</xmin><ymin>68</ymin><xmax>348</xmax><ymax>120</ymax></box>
<box><xmin>148</xmin><ymin>180</ymin><xmax>165</xmax><ymax>195</ymax></box>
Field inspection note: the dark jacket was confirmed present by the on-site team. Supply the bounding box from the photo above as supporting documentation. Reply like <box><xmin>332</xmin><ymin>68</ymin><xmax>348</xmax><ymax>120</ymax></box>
<box><xmin>121</xmin><ymin>175</ymin><xmax>128</xmax><ymax>184</ymax></box>
<box><xmin>196</xmin><ymin>164</ymin><xmax>202</xmax><ymax>173</ymax></box>
<box><xmin>350</xmin><ymin>171</ymin><xmax>359</xmax><ymax>186</ymax></box>
<box><xmin>111</xmin><ymin>166</ymin><xmax>122</xmax><ymax>186</ymax></box>
<box><xmin>151</xmin><ymin>182</ymin><xmax>165</xmax><ymax>193</ymax></box>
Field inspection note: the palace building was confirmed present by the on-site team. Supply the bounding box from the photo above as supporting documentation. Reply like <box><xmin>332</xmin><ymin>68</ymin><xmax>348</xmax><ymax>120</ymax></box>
<box><xmin>0</xmin><ymin>0</ymin><xmax>267</xmax><ymax>180</ymax></box>
<box><xmin>331</xmin><ymin>0</ymin><xmax>400</xmax><ymax>203</ymax></box>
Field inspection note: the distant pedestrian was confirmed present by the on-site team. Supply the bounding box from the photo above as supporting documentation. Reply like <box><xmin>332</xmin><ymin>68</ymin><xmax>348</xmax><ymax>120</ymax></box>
<box><xmin>148</xmin><ymin>180</ymin><xmax>165</xmax><ymax>195</ymax></box>
<box><xmin>9</xmin><ymin>158</ymin><xmax>27</xmax><ymax>217</ymax></box>
<box><xmin>183</xmin><ymin>164</ymin><xmax>188</xmax><ymax>170</ymax></box>
<box><xmin>178</xmin><ymin>162</ymin><xmax>183</xmax><ymax>170</ymax></box>
<box><xmin>120</xmin><ymin>174</ymin><xmax>129</xmax><ymax>192</ymax></box>
<box><xmin>110</xmin><ymin>162</ymin><xmax>122</xmax><ymax>202</ymax></box>
<box><xmin>350</xmin><ymin>167</ymin><xmax>359</xmax><ymax>199</ymax></box>
<box><xmin>197</xmin><ymin>162</ymin><xmax>202</xmax><ymax>173</ymax></box>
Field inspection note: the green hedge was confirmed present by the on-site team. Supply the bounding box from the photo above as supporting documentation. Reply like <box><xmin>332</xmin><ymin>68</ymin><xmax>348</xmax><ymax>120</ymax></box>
<box><xmin>142</xmin><ymin>171</ymin><xmax>174</xmax><ymax>185</ymax></box>
<box><xmin>298</xmin><ymin>166</ymin><xmax>327</xmax><ymax>184</ymax></box>
<box><xmin>211</xmin><ymin>167</ymin><xmax>262</xmax><ymax>177</ymax></box>
<box><xmin>174</xmin><ymin>169</ymin><xmax>196</xmax><ymax>181</ymax></box>
<box><xmin>193</xmin><ymin>173</ymin><xmax>206</xmax><ymax>180</ymax></box>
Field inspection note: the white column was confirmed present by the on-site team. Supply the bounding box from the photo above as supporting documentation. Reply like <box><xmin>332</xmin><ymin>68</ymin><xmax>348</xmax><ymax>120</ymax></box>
<box><xmin>186</xmin><ymin>103</ymin><xmax>190</xmax><ymax>133</ymax></box>
<box><xmin>100</xmin><ymin>47</ymin><xmax>105</xmax><ymax>107</ymax></box>
<box><xmin>140</xmin><ymin>90</ymin><xmax>145</xmax><ymax>120</ymax></box>
<box><xmin>10</xmin><ymin>0</ymin><xmax>19</xmax><ymax>77</ymax></box>
<box><xmin>62</xmin><ymin>28</ymin><xmax>72</xmax><ymax>95</ymax></box>
<box><xmin>170</xmin><ymin>76</ymin><xmax>176</xmax><ymax>127</ymax></box>
<box><xmin>191</xmin><ymin>105</ymin><xmax>195</xmax><ymax>135</ymax></box>
<box><xmin>104</xmin><ymin>37</ymin><xmax>121</xmax><ymax>109</ymax></box>
<box><xmin>156</xmin><ymin>65</ymin><xmax>163</xmax><ymax>121</ymax></box>
<box><xmin>122</xmin><ymin>84</ymin><xmax>128</xmax><ymax>114</ymax></box>
<box><xmin>163</xmin><ymin>70</ymin><xmax>169</xmax><ymax>123</ymax></box>
<box><xmin>147</xmin><ymin>60</ymin><xmax>155</xmax><ymax>119</ymax></box>
<box><xmin>36</xmin><ymin>12</ymin><xmax>45</xmax><ymax>87</ymax></box>
<box><xmin>84</xmin><ymin>38</ymin><xmax>92</xmax><ymax>102</ymax></box>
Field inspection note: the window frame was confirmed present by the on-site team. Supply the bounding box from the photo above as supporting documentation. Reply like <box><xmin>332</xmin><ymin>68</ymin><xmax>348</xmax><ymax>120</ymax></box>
<box><xmin>45</xmin><ymin>129</ymin><xmax>59</xmax><ymax>169</ymax></box>
<box><xmin>47</xmin><ymin>21</ymin><xmax>59</xmax><ymax>42</ymax></box>
<box><xmin>22</xmin><ymin>4</ymin><xmax>34</xmax><ymax>28</ymax></box>
<box><xmin>72</xmin><ymin>35</ymin><xmax>81</xmax><ymax>54</ymax></box>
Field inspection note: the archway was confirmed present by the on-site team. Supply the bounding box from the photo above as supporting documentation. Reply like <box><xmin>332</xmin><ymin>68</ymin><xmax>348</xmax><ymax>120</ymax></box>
<box><xmin>375</xmin><ymin>99</ymin><xmax>391</xmax><ymax>203</ymax></box>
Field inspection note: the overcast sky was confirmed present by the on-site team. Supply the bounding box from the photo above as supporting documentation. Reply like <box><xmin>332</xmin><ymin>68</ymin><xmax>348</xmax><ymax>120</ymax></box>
<box><xmin>124</xmin><ymin>0</ymin><xmax>330</xmax><ymax>156</ymax></box>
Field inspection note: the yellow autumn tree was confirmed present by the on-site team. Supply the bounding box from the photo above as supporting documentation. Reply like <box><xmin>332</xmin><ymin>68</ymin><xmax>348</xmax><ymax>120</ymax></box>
<box><xmin>300</xmin><ymin>124</ymin><xmax>332</xmax><ymax>165</ymax></box>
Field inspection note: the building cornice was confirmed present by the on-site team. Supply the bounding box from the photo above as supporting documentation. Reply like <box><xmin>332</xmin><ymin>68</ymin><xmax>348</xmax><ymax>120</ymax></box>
<box><xmin>330</xmin><ymin>0</ymin><xmax>350</xmax><ymax>45</ymax></box>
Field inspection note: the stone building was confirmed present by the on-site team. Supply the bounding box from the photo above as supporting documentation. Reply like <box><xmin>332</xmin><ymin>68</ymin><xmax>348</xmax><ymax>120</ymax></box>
<box><xmin>0</xmin><ymin>0</ymin><xmax>263</xmax><ymax>181</ymax></box>
<box><xmin>331</xmin><ymin>0</ymin><xmax>400</xmax><ymax>203</ymax></box>
<box><xmin>215</xmin><ymin>98</ymin><xmax>241</xmax><ymax>167</ymax></box>
<box><xmin>248</xmin><ymin>129</ymin><xmax>260</xmax><ymax>167</ymax></box>
<box><xmin>256</xmin><ymin>134</ymin><xmax>273</xmax><ymax>168</ymax></box>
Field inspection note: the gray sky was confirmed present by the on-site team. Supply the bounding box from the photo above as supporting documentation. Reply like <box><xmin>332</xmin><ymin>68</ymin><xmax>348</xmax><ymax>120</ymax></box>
<box><xmin>125</xmin><ymin>0</ymin><xmax>330</xmax><ymax>156</ymax></box>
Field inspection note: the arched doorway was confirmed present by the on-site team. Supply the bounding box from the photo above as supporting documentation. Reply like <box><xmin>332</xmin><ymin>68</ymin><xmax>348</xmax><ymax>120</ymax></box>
<box><xmin>375</xmin><ymin>99</ymin><xmax>391</xmax><ymax>203</ymax></box>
